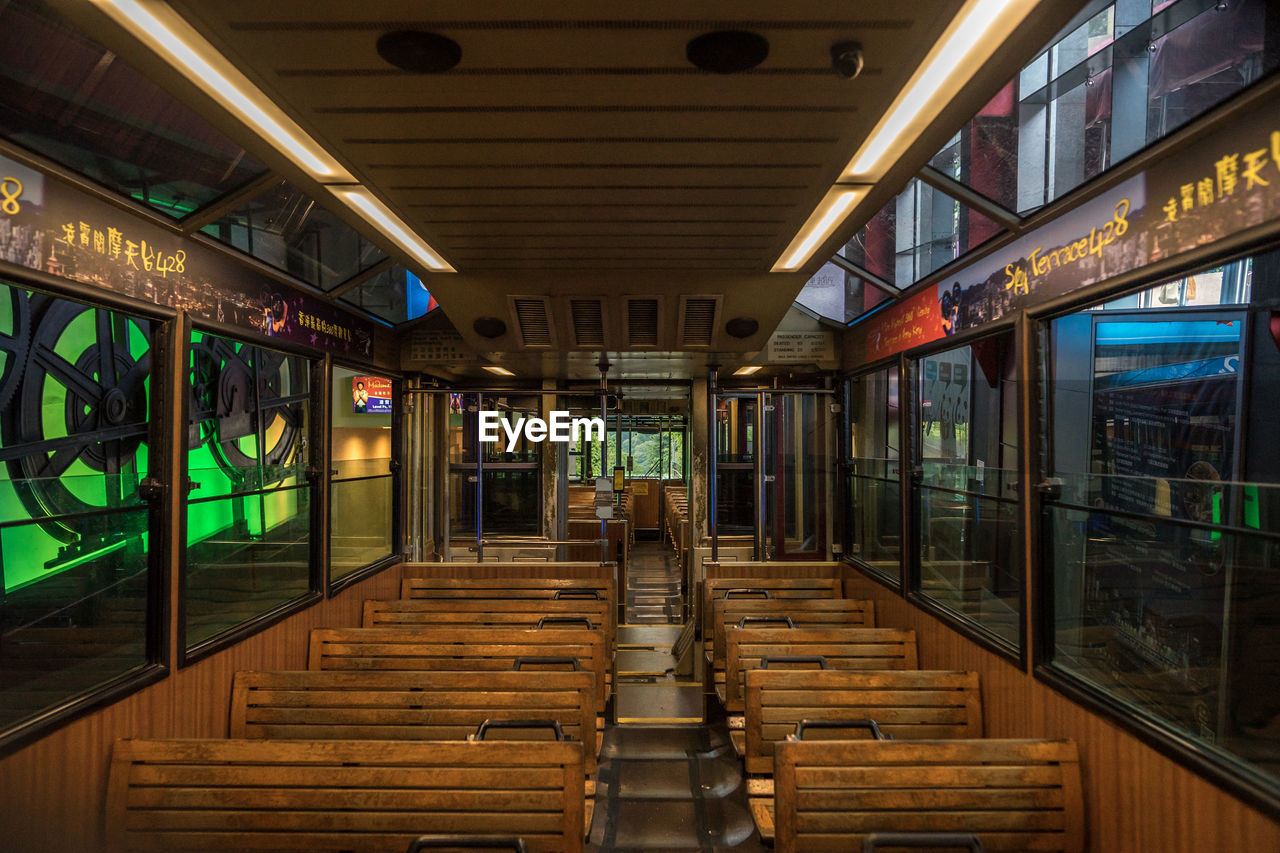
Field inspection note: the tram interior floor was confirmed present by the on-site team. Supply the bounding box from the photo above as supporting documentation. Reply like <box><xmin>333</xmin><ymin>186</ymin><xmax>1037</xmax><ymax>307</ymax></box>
<box><xmin>588</xmin><ymin>541</ymin><xmax>768</xmax><ymax>851</ymax></box>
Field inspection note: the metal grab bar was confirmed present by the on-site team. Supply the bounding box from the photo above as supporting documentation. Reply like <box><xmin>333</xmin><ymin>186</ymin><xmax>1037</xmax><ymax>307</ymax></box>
<box><xmin>407</xmin><ymin>837</ymin><xmax>528</xmax><ymax>852</ymax></box>
<box><xmin>793</xmin><ymin>718</ymin><xmax>892</xmax><ymax>741</ymax></box>
<box><xmin>863</xmin><ymin>833</ymin><xmax>983</xmax><ymax>852</ymax></box>
<box><xmin>469</xmin><ymin>538</ymin><xmax>609</xmax><ymax>563</ymax></box>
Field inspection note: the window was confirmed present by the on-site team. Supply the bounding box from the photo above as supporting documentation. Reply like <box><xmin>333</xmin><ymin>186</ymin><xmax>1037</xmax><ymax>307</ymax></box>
<box><xmin>342</xmin><ymin>266</ymin><xmax>437</xmax><ymax>324</ymax></box>
<box><xmin>0</xmin><ymin>0</ymin><xmax>267</xmax><ymax>218</ymax></box>
<box><xmin>1043</xmin><ymin>250</ymin><xmax>1278</xmax><ymax>794</ymax></box>
<box><xmin>913</xmin><ymin>334</ymin><xmax>1021</xmax><ymax>647</ymax></box>
<box><xmin>447</xmin><ymin>393</ymin><xmax>540</xmax><ymax>538</ymax></box>
<box><xmin>846</xmin><ymin>366</ymin><xmax>902</xmax><ymax>582</ymax></box>
<box><xmin>715</xmin><ymin>396</ymin><xmax>757</xmax><ymax>536</ymax></box>
<box><xmin>841</xmin><ymin>179</ymin><xmax>1003</xmax><ymax>291</ymax></box>
<box><xmin>184</xmin><ymin>331</ymin><xmax>314</xmax><ymax>653</ymax></box>
<box><xmin>330</xmin><ymin>367</ymin><xmax>397</xmax><ymax>584</ymax></box>
<box><xmin>201</xmin><ymin>179</ymin><xmax>386</xmax><ymax>291</ymax></box>
<box><xmin>0</xmin><ymin>283</ymin><xmax>159</xmax><ymax>738</ymax></box>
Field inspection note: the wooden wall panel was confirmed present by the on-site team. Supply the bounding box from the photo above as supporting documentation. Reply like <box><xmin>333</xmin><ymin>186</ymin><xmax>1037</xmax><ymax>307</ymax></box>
<box><xmin>0</xmin><ymin>564</ymin><xmax>404</xmax><ymax>853</ymax></box>
<box><xmin>843</xmin><ymin>570</ymin><xmax>1280</xmax><ymax>852</ymax></box>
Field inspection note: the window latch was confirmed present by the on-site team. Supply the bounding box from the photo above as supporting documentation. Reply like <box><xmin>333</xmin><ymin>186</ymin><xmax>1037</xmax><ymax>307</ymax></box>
<box><xmin>138</xmin><ymin>477</ymin><xmax>164</xmax><ymax>503</ymax></box>
<box><xmin>1035</xmin><ymin>477</ymin><xmax>1064</xmax><ymax>500</ymax></box>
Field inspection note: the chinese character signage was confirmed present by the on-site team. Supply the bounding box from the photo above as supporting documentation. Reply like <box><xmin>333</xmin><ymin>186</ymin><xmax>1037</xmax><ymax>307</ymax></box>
<box><xmin>0</xmin><ymin>152</ymin><xmax>378</xmax><ymax>358</ymax></box>
<box><xmin>853</xmin><ymin>91</ymin><xmax>1280</xmax><ymax>363</ymax></box>
<box><xmin>353</xmin><ymin>376</ymin><xmax>392</xmax><ymax>414</ymax></box>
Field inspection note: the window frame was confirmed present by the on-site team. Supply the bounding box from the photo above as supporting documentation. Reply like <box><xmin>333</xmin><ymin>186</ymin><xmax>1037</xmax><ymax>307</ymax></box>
<box><xmin>0</xmin><ymin>266</ymin><xmax>175</xmax><ymax>756</ymax></box>
<box><xmin>1029</xmin><ymin>236</ymin><xmax>1280</xmax><ymax>819</ymax></box>
<box><xmin>176</xmin><ymin>324</ymin><xmax>324</xmax><ymax>667</ymax></box>
<box><xmin>326</xmin><ymin>362</ymin><xmax>403</xmax><ymax>597</ymax></box>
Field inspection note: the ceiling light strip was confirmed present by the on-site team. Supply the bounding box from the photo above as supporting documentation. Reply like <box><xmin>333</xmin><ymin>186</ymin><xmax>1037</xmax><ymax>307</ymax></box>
<box><xmin>771</xmin><ymin>188</ymin><xmax>862</xmax><ymax>272</ymax></box>
<box><xmin>845</xmin><ymin>0</ymin><xmax>1040</xmax><ymax>178</ymax></box>
<box><xmin>89</xmin><ymin>0</ymin><xmax>455</xmax><ymax>275</ymax></box>
<box><xmin>733</xmin><ymin>365</ymin><xmax>762</xmax><ymax>376</ymax></box>
<box><xmin>330</xmin><ymin>187</ymin><xmax>456</xmax><ymax>272</ymax></box>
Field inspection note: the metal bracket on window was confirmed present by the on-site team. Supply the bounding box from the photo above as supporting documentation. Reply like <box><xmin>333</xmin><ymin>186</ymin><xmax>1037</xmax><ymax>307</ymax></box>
<box><xmin>304</xmin><ymin>465</ymin><xmax>326</xmax><ymax>481</ymax></box>
<box><xmin>1035</xmin><ymin>477</ymin><xmax>1064</xmax><ymax>500</ymax></box>
<box><xmin>389</xmin><ymin>459</ymin><xmax>402</xmax><ymax>473</ymax></box>
<box><xmin>138</xmin><ymin>477</ymin><xmax>164</xmax><ymax>503</ymax></box>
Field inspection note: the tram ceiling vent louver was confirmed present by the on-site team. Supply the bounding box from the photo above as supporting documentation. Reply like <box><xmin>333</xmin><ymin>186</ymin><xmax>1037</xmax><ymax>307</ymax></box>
<box><xmin>569</xmin><ymin>298</ymin><xmax>606</xmax><ymax>349</ymax></box>
<box><xmin>677</xmin><ymin>295</ymin><xmax>721</xmax><ymax>348</ymax></box>
<box><xmin>508</xmin><ymin>295</ymin><xmax>555</xmax><ymax>348</ymax></box>
<box><xmin>625</xmin><ymin>297</ymin><xmax>662</xmax><ymax>349</ymax></box>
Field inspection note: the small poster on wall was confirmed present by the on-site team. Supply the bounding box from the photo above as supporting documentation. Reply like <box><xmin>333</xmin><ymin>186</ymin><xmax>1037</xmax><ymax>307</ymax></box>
<box><xmin>352</xmin><ymin>376</ymin><xmax>392</xmax><ymax>414</ymax></box>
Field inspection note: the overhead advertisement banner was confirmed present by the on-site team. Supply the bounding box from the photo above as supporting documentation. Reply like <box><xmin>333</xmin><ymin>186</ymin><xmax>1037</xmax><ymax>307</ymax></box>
<box><xmin>853</xmin><ymin>93</ymin><xmax>1280</xmax><ymax>363</ymax></box>
<box><xmin>0</xmin><ymin>152</ymin><xmax>377</xmax><ymax>358</ymax></box>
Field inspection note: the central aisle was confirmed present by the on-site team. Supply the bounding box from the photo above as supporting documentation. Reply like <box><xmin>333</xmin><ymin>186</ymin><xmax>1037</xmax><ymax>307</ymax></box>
<box><xmin>588</xmin><ymin>540</ymin><xmax>769</xmax><ymax>851</ymax></box>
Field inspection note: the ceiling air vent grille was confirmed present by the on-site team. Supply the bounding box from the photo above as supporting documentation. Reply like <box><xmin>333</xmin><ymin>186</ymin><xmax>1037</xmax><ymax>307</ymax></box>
<box><xmin>626</xmin><ymin>298</ymin><xmax>660</xmax><ymax>348</ymax></box>
<box><xmin>678</xmin><ymin>295</ymin><xmax>719</xmax><ymax>348</ymax></box>
<box><xmin>511</xmin><ymin>296</ymin><xmax>553</xmax><ymax>348</ymax></box>
<box><xmin>570</xmin><ymin>299</ymin><xmax>605</xmax><ymax>348</ymax></box>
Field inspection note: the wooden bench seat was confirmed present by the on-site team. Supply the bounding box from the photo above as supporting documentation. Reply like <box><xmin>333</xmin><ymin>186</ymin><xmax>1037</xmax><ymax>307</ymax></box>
<box><xmin>743</xmin><ymin>669</ymin><xmax>983</xmax><ymax>774</ymax></box>
<box><xmin>107</xmin><ymin>738</ymin><xmax>585</xmax><ymax>853</ymax></box>
<box><xmin>364</xmin><ymin>598</ymin><xmax>615</xmax><ymax>650</ymax></box>
<box><xmin>771</xmin><ymin>738</ymin><xmax>1084</xmax><ymax>853</ymax></box>
<box><xmin>722</xmin><ymin>627</ymin><xmax>917</xmax><ymax>712</ymax></box>
<box><xmin>399</xmin><ymin>578</ymin><xmax>618</xmax><ymax>645</ymax></box>
<box><xmin>699</xmin><ymin>576</ymin><xmax>842</xmax><ymax>648</ymax></box>
<box><xmin>230</xmin><ymin>669</ymin><xmax>600</xmax><ymax>773</ymax></box>
<box><xmin>308</xmin><ymin>627</ymin><xmax>609</xmax><ymax>713</ymax></box>
<box><xmin>709</xmin><ymin>598</ymin><xmax>876</xmax><ymax>674</ymax></box>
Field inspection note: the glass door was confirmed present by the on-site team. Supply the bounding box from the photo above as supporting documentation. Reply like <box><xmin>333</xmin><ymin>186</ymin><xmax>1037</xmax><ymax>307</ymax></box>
<box><xmin>714</xmin><ymin>391</ymin><xmax>834</xmax><ymax>560</ymax></box>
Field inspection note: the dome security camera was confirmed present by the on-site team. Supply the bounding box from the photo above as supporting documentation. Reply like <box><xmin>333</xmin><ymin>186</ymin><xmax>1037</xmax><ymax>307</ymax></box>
<box><xmin>831</xmin><ymin>42</ymin><xmax>864</xmax><ymax>79</ymax></box>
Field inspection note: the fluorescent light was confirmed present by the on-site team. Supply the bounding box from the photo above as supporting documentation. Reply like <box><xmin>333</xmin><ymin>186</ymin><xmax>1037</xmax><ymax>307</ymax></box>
<box><xmin>845</xmin><ymin>0</ymin><xmax>1039</xmax><ymax>178</ymax></box>
<box><xmin>772</xmin><ymin>189</ymin><xmax>861</xmax><ymax>272</ymax></box>
<box><xmin>483</xmin><ymin>365</ymin><xmax>515</xmax><ymax>376</ymax></box>
<box><xmin>330</xmin><ymin>187</ymin><xmax>456</xmax><ymax>273</ymax></box>
<box><xmin>733</xmin><ymin>365</ymin><xmax>763</xmax><ymax>376</ymax></box>
<box><xmin>90</xmin><ymin>0</ymin><xmax>349</xmax><ymax>181</ymax></box>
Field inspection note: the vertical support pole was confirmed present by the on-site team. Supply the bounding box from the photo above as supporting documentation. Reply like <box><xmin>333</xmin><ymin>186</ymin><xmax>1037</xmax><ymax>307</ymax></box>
<box><xmin>754</xmin><ymin>391</ymin><xmax>767</xmax><ymax>561</ymax></box>
<box><xmin>475</xmin><ymin>392</ymin><xmax>484</xmax><ymax>562</ymax></box>
<box><xmin>708</xmin><ymin>366</ymin><xmax>719</xmax><ymax>563</ymax></box>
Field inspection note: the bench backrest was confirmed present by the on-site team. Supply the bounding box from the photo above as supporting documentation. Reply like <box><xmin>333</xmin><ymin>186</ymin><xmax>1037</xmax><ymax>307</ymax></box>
<box><xmin>308</xmin><ymin>627</ymin><xmax>609</xmax><ymax>711</ymax></box>
<box><xmin>230</xmin><ymin>669</ymin><xmax>598</xmax><ymax>773</ymax></box>
<box><xmin>400</xmin><ymin>577</ymin><xmax>615</xmax><ymax>600</ymax></box>
<box><xmin>723</xmin><ymin>627</ymin><xmax>917</xmax><ymax>712</ymax></box>
<box><xmin>703</xmin><ymin>561</ymin><xmax>842</xmax><ymax>579</ymax></box>
<box><xmin>364</xmin><ymin>598</ymin><xmax>614</xmax><ymax>648</ymax></box>
<box><xmin>700</xmin><ymin>577</ymin><xmax>841</xmax><ymax>641</ymax></box>
<box><xmin>743</xmin><ymin>669</ymin><xmax>982</xmax><ymax>774</ymax></box>
<box><xmin>402</xmin><ymin>562</ymin><xmax>614</xmax><ymax>581</ymax></box>
<box><xmin>107</xmin><ymin>738</ymin><xmax>585</xmax><ymax>853</ymax></box>
<box><xmin>398</xmin><ymin>578</ymin><xmax>617</xmax><ymax>642</ymax></box>
<box><xmin>710</xmin><ymin>598</ymin><xmax>875</xmax><ymax>670</ymax></box>
<box><xmin>773</xmin><ymin>738</ymin><xmax>1084</xmax><ymax>853</ymax></box>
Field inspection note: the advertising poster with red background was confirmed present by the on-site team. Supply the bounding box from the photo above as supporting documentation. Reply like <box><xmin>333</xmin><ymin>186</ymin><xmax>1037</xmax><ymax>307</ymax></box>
<box><xmin>352</xmin><ymin>376</ymin><xmax>392</xmax><ymax>413</ymax></box>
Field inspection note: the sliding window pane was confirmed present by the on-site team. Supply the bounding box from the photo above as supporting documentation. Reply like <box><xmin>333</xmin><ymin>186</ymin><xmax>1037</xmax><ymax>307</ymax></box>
<box><xmin>1046</xmin><ymin>252</ymin><xmax>1280</xmax><ymax>787</ymax></box>
<box><xmin>914</xmin><ymin>337</ymin><xmax>1020</xmax><ymax>645</ymax></box>
<box><xmin>330</xmin><ymin>367</ymin><xmax>395</xmax><ymax>581</ymax></box>
<box><xmin>848</xmin><ymin>367</ymin><xmax>901</xmax><ymax>580</ymax></box>
<box><xmin>184</xmin><ymin>332</ymin><xmax>312</xmax><ymax>650</ymax></box>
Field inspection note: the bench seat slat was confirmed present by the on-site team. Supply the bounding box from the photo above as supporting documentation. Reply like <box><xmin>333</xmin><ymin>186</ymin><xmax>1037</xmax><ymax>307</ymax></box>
<box><xmin>773</xmin><ymin>738</ymin><xmax>1083</xmax><ymax>853</ymax></box>
<box><xmin>109</xmin><ymin>739</ymin><xmax>584</xmax><ymax>853</ymax></box>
